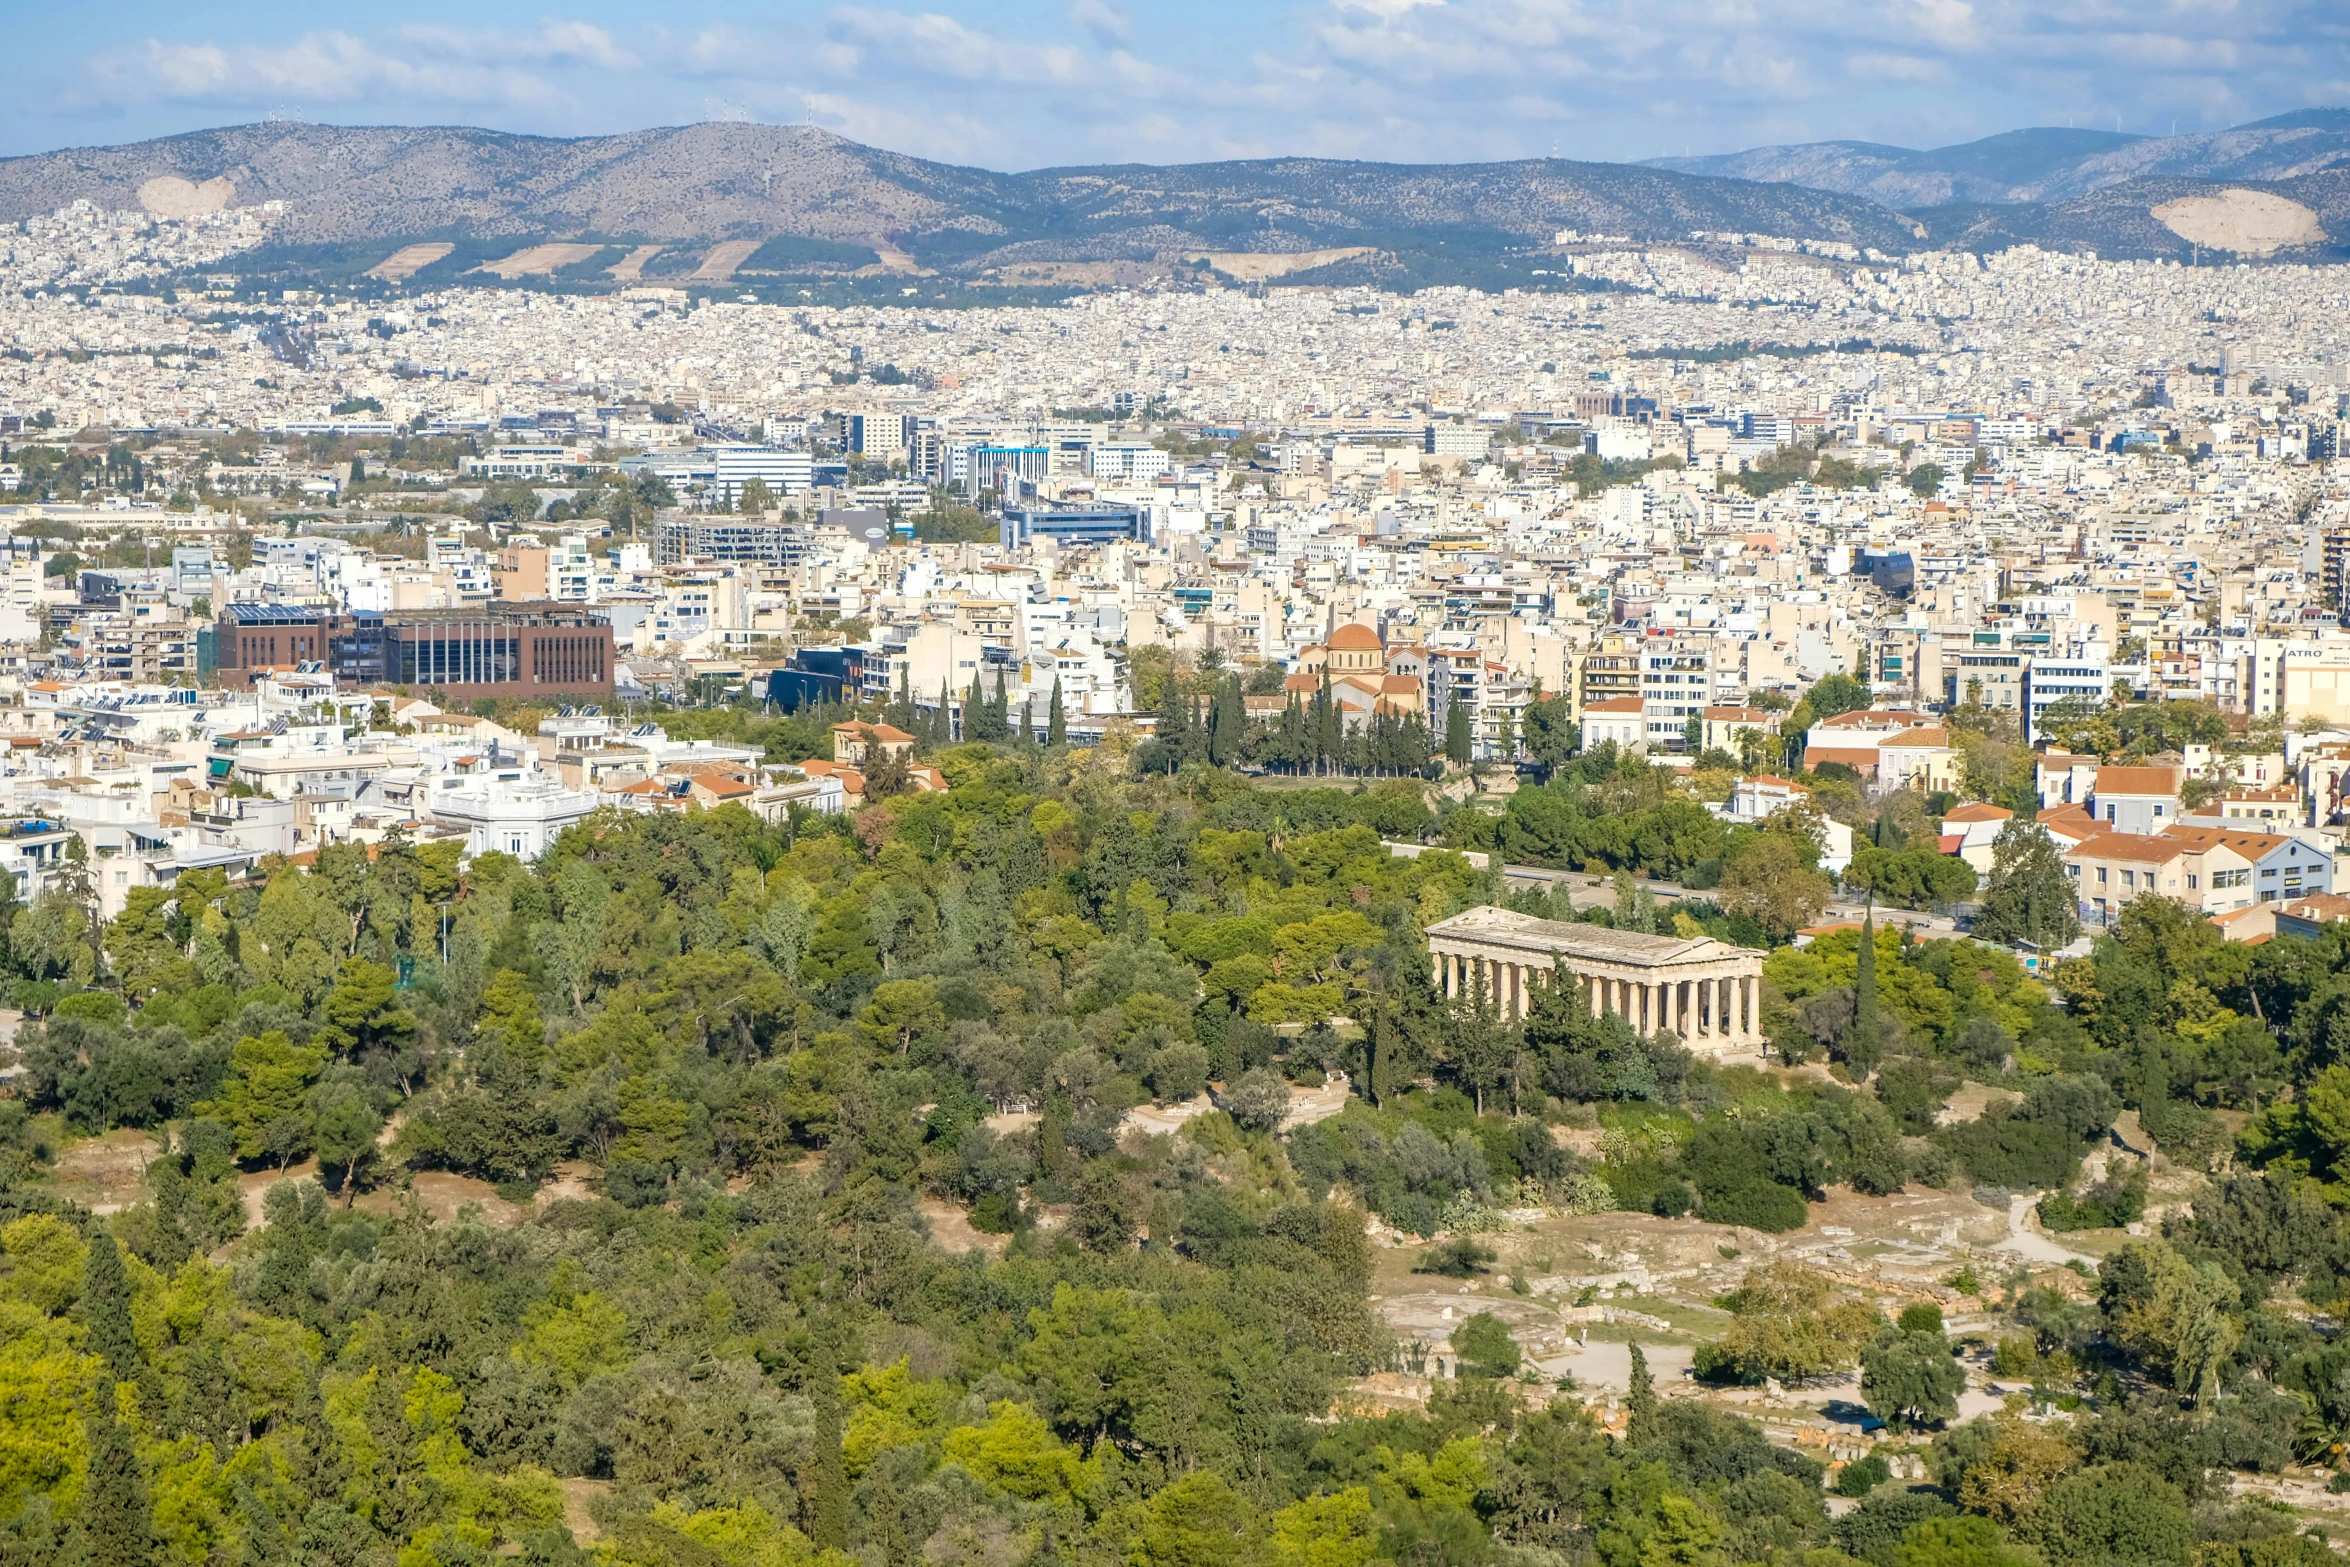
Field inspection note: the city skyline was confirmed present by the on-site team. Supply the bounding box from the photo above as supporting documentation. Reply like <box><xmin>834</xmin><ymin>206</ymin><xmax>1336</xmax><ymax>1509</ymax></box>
<box><xmin>5</xmin><ymin>0</ymin><xmax>2346</xmax><ymax>170</ymax></box>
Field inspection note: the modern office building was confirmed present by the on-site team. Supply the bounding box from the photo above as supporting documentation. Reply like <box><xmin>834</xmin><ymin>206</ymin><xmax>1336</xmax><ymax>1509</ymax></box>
<box><xmin>2023</xmin><ymin>653</ymin><xmax>2111</xmax><ymax>741</ymax></box>
<box><xmin>998</xmin><ymin>503</ymin><xmax>1148</xmax><ymax>551</ymax></box>
<box><xmin>710</xmin><ymin>446</ymin><xmax>814</xmax><ymax>504</ymax></box>
<box><xmin>655</xmin><ymin>517</ymin><xmax>810</xmax><ymax>568</ymax></box>
<box><xmin>215</xmin><ymin>603</ymin><xmax>615</xmax><ymax>702</ymax></box>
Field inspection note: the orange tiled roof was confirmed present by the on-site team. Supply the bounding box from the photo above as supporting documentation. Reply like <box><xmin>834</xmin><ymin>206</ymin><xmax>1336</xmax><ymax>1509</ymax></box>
<box><xmin>2067</xmin><ymin>832</ymin><xmax>2189</xmax><ymax>864</ymax></box>
<box><xmin>2094</xmin><ymin>765</ymin><xmax>2182</xmax><ymax>796</ymax></box>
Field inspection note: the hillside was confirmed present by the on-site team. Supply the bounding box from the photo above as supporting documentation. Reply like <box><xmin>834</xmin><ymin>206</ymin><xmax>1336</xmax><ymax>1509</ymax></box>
<box><xmin>0</xmin><ymin>121</ymin><xmax>1922</xmax><ymax>295</ymax></box>
<box><xmin>1647</xmin><ymin>112</ymin><xmax>2350</xmax><ymax>207</ymax></box>
<box><xmin>7</xmin><ymin>116</ymin><xmax>2350</xmax><ymax>296</ymax></box>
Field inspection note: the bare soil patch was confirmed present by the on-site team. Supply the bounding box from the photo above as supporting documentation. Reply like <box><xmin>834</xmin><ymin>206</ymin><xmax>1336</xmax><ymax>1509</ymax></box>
<box><xmin>366</xmin><ymin>242</ymin><xmax>455</xmax><ymax>282</ymax></box>
<box><xmin>473</xmin><ymin>243</ymin><xmax>605</xmax><ymax>279</ymax></box>
<box><xmin>139</xmin><ymin>176</ymin><xmax>235</xmax><ymax>219</ymax></box>
<box><xmin>1182</xmin><ymin>247</ymin><xmax>1376</xmax><ymax>280</ymax></box>
<box><xmin>606</xmin><ymin>245</ymin><xmax>664</xmax><ymax>281</ymax></box>
<box><xmin>691</xmin><ymin>240</ymin><xmax>762</xmax><ymax>283</ymax></box>
<box><xmin>50</xmin><ymin>1128</ymin><xmax>161</xmax><ymax>1214</ymax></box>
<box><xmin>2154</xmin><ymin>190</ymin><xmax>2326</xmax><ymax>255</ymax></box>
<box><xmin>918</xmin><ymin>1195</ymin><xmax>1010</xmax><ymax>1258</ymax></box>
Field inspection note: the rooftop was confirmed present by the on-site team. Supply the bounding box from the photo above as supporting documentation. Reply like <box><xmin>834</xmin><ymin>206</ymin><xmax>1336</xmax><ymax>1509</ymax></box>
<box><xmin>1425</xmin><ymin>905</ymin><xmax>1757</xmax><ymax>967</ymax></box>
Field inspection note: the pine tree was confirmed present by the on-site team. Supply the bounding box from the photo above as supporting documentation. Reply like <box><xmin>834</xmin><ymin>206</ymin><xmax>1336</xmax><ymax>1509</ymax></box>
<box><xmin>1047</xmin><ymin>676</ymin><xmax>1066</xmax><ymax>746</ymax></box>
<box><xmin>1626</xmin><ymin>1342</ymin><xmax>1656</xmax><ymax>1443</ymax></box>
<box><xmin>1444</xmin><ymin>699</ymin><xmax>1471</xmax><ymax>765</ymax></box>
<box><xmin>82</xmin><ymin>1390</ymin><xmax>153</xmax><ymax>1567</ymax></box>
<box><xmin>802</xmin><ymin>1371</ymin><xmax>850</xmax><ymax>1550</ymax></box>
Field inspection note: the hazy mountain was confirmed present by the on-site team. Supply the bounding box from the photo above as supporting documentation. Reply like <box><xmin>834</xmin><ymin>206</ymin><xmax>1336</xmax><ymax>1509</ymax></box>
<box><xmin>1647</xmin><ymin>112</ymin><xmax>2350</xmax><ymax>207</ymax></box>
<box><xmin>1650</xmin><ymin>129</ymin><xmax>2144</xmax><ymax>208</ymax></box>
<box><xmin>1912</xmin><ymin>167</ymin><xmax>2350</xmax><ymax>261</ymax></box>
<box><xmin>0</xmin><ymin>120</ymin><xmax>1921</xmax><ymax>295</ymax></box>
<box><xmin>4</xmin><ymin>116</ymin><xmax>2347</xmax><ymax>296</ymax></box>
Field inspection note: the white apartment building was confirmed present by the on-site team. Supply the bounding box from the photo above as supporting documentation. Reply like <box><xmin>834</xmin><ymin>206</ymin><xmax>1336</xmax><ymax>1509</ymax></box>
<box><xmin>426</xmin><ymin>767</ymin><xmax>599</xmax><ymax>860</ymax></box>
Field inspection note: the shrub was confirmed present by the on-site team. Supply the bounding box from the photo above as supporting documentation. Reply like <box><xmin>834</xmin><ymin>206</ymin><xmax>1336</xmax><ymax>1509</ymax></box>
<box><xmin>2038</xmin><ymin>1166</ymin><xmax>2147</xmax><ymax>1231</ymax></box>
<box><xmin>1700</xmin><ymin>1176</ymin><xmax>1809</xmax><ymax>1232</ymax></box>
<box><xmin>1451</xmin><ymin>1311</ymin><xmax>1522</xmax><ymax>1379</ymax></box>
<box><xmin>1415</xmin><ymin>1237</ymin><xmax>1495</xmax><ymax>1278</ymax></box>
<box><xmin>1834</xmin><ymin>1453</ymin><xmax>1891</xmax><ymax>1496</ymax></box>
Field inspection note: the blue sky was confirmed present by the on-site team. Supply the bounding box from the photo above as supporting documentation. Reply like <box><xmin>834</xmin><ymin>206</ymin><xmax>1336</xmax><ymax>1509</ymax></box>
<box><xmin>9</xmin><ymin>1</ymin><xmax>2346</xmax><ymax>167</ymax></box>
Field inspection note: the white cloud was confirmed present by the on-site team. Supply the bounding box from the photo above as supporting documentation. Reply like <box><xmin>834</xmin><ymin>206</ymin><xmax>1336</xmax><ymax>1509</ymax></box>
<box><xmin>1069</xmin><ymin>0</ymin><xmax>1131</xmax><ymax>45</ymax></box>
<box><xmin>50</xmin><ymin>0</ymin><xmax>2350</xmax><ymax>169</ymax></box>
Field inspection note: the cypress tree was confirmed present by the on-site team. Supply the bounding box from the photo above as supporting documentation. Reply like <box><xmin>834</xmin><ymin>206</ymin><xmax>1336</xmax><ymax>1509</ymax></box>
<box><xmin>1157</xmin><ymin>669</ymin><xmax>1188</xmax><ymax>757</ymax></box>
<box><xmin>84</xmin><ymin>1230</ymin><xmax>139</xmax><ymax>1390</ymax></box>
<box><xmin>82</xmin><ymin>1389</ymin><xmax>153</xmax><ymax>1567</ymax></box>
<box><xmin>234</xmin><ymin>1479</ymin><xmax>291</xmax><ymax>1567</ymax></box>
<box><xmin>990</xmin><ymin>666</ymin><xmax>1010</xmax><ymax>741</ymax></box>
<box><xmin>1209</xmin><ymin>675</ymin><xmax>1245</xmax><ymax>767</ymax></box>
<box><xmin>1035</xmin><ymin>1102</ymin><xmax>1067</xmax><ymax>1181</ymax></box>
<box><xmin>1444</xmin><ymin>699</ymin><xmax>1471</xmax><ymax>765</ymax></box>
<box><xmin>1315</xmin><ymin>672</ymin><xmax>1338</xmax><ymax>774</ymax></box>
<box><xmin>1019</xmin><ymin>694</ymin><xmax>1037</xmax><ymax>748</ymax></box>
<box><xmin>803</xmin><ymin>1371</ymin><xmax>850</xmax><ymax>1550</ymax></box>
<box><xmin>966</xmin><ymin>668</ymin><xmax>987</xmax><ymax>743</ymax></box>
<box><xmin>1047</xmin><ymin>676</ymin><xmax>1066</xmax><ymax>746</ymax></box>
<box><xmin>1627</xmin><ymin>1342</ymin><xmax>1656</xmax><ymax>1442</ymax></box>
<box><xmin>1850</xmin><ymin>904</ymin><xmax>1882</xmax><ymax>1070</ymax></box>
<box><xmin>935</xmin><ymin>679</ymin><xmax>953</xmax><ymax>749</ymax></box>
<box><xmin>2141</xmin><ymin>1034</ymin><xmax>2169</xmax><ymax>1144</ymax></box>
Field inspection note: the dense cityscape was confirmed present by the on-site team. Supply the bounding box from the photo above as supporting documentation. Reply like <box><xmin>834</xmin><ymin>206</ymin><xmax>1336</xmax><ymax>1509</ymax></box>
<box><xmin>6</xmin><ymin>167</ymin><xmax>2350</xmax><ymax>1567</ymax></box>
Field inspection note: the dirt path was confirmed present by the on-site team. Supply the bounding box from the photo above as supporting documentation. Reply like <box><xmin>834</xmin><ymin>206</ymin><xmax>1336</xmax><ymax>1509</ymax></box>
<box><xmin>1287</xmin><ymin>1072</ymin><xmax>1353</xmax><ymax>1127</ymax></box>
<box><xmin>1991</xmin><ymin>1192</ymin><xmax>2098</xmax><ymax>1266</ymax></box>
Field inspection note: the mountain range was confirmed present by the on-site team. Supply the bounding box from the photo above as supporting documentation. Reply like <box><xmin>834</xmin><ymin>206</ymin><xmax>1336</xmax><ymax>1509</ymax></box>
<box><xmin>2</xmin><ymin>111</ymin><xmax>2346</xmax><ymax>299</ymax></box>
<box><xmin>1644</xmin><ymin>110</ymin><xmax>2350</xmax><ymax>207</ymax></box>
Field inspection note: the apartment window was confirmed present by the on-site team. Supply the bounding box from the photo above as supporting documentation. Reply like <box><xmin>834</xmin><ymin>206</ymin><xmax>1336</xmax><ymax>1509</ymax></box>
<box><xmin>2122</xmin><ymin>869</ymin><xmax>2136</xmax><ymax>889</ymax></box>
<box><xmin>2097</xmin><ymin>866</ymin><xmax>2108</xmax><ymax>884</ymax></box>
<box><xmin>2187</xmin><ymin>873</ymin><xmax>2199</xmax><ymax>889</ymax></box>
<box><xmin>2105</xmin><ymin>804</ymin><xmax>2116</xmax><ymax>820</ymax></box>
<box><xmin>2262</xmin><ymin>868</ymin><xmax>2278</xmax><ymax>879</ymax></box>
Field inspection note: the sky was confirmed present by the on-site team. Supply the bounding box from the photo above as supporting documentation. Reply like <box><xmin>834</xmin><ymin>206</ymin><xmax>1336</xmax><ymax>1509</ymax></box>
<box><xmin>6</xmin><ymin>0</ymin><xmax>2347</xmax><ymax>168</ymax></box>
